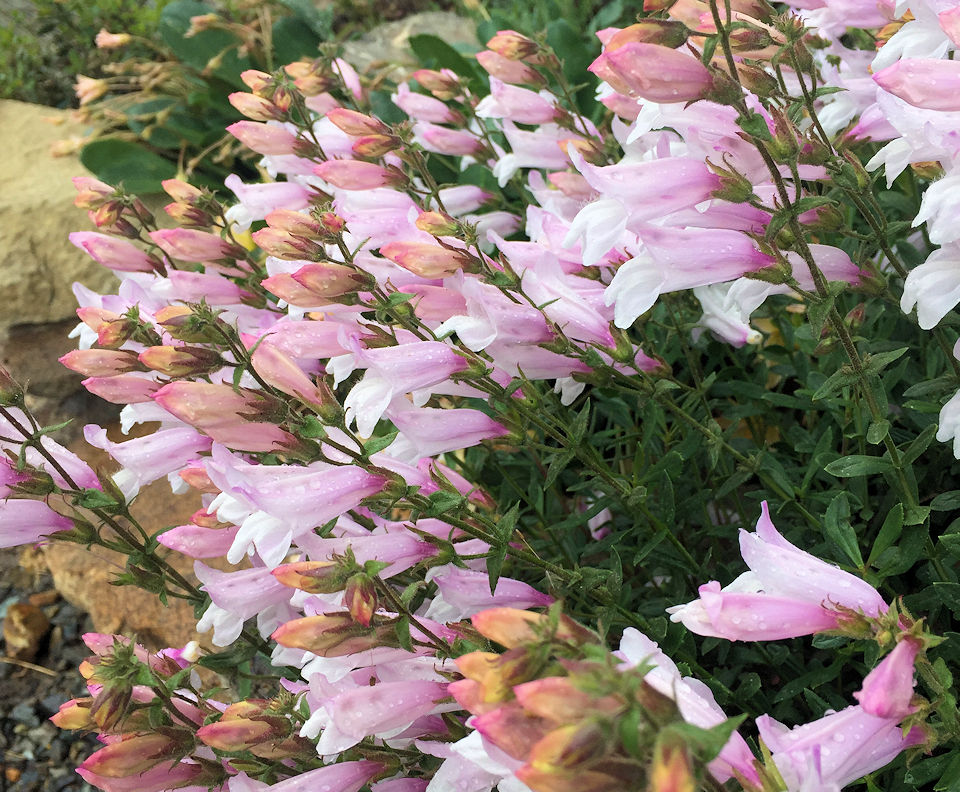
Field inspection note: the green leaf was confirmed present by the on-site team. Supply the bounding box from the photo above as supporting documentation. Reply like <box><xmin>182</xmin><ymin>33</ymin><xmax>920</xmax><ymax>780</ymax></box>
<box><xmin>933</xmin><ymin>582</ymin><xmax>960</xmax><ymax>616</ymax></box>
<box><xmin>868</xmin><ymin>503</ymin><xmax>903</xmax><ymax>567</ymax></box>
<box><xmin>80</xmin><ymin>138</ymin><xmax>178</xmax><ymax>194</ymax></box>
<box><xmin>409</xmin><ymin>34</ymin><xmax>478</xmax><ymax>79</ymax></box>
<box><xmin>395</xmin><ymin>614</ymin><xmax>413</xmax><ymax>652</ymax></box>
<box><xmin>75</xmin><ymin>489</ymin><xmax>120</xmax><ymax>510</ymax></box>
<box><xmin>932</xmin><ymin>491</ymin><xmax>960</xmax><ymax>511</ymax></box>
<box><xmin>823</xmin><ymin>493</ymin><xmax>863</xmax><ymax>567</ymax></box>
<box><xmin>363</xmin><ymin>429</ymin><xmax>398</xmax><ymax>455</ymax></box>
<box><xmin>811</xmin><ymin>366</ymin><xmax>858</xmax><ymax>401</ymax></box>
<box><xmin>736</xmin><ymin>111</ymin><xmax>772</xmax><ymax>141</ymax></box>
<box><xmin>198</xmin><ymin>642</ymin><xmax>257</xmax><ymax>672</ymax></box>
<box><xmin>271</xmin><ymin>16</ymin><xmax>321</xmax><ymax>61</ymax></box>
<box><xmin>823</xmin><ymin>455</ymin><xmax>893</xmax><ymax>477</ymax></box>
<box><xmin>424</xmin><ymin>489</ymin><xmax>465</xmax><ymax>517</ymax></box>
<box><xmin>275</xmin><ymin>0</ymin><xmax>333</xmax><ymax>38</ymax></box>
<box><xmin>861</xmin><ymin>346</ymin><xmax>908</xmax><ymax>375</ymax></box>
<box><xmin>159</xmin><ymin>0</ymin><xmax>252</xmax><ymax>87</ymax></box>
<box><xmin>866</xmin><ymin>419</ymin><xmax>889</xmax><ymax>444</ymax></box>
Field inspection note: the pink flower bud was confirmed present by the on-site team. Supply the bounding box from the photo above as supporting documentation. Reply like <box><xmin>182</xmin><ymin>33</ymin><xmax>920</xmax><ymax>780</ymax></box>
<box><xmin>82</xmin><ymin>375</ymin><xmax>160</xmax><ymax>404</ymax></box>
<box><xmin>475</xmin><ymin>79</ymin><xmax>560</xmax><ymax>124</ymax></box>
<box><xmin>80</xmin><ymin>732</ymin><xmax>189</xmax><ymax>778</ymax></box>
<box><xmin>74</xmin><ymin>75</ymin><xmax>108</xmax><ymax>105</ymax></box>
<box><xmin>854</xmin><ymin>638</ymin><xmax>921</xmax><ymax>719</ymax></box>
<box><xmin>414</xmin><ymin>122</ymin><xmax>483</xmax><ymax>156</ymax></box>
<box><xmin>160</xmin><ymin>178</ymin><xmax>204</xmax><ymax>204</ymax></box>
<box><xmin>228</xmin><ymin>91</ymin><xmax>285</xmax><ymax>121</ymax></box>
<box><xmin>326</xmin><ymin>107</ymin><xmax>391</xmax><ymax>136</ymax></box>
<box><xmin>226</xmin><ymin>120</ymin><xmax>299</xmax><ymax>155</ymax></box>
<box><xmin>291</xmin><ymin>261</ymin><xmax>372</xmax><ymax>297</ymax></box>
<box><xmin>138</xmin><ymin>346</ymin><xmax>223</xmax><ymax>377</ymax></box>
<box><xmin>59</xmin><ymin>349</ymin><xmax>143</xmax><ymax>377</ymax></box>
<box><xmin>239</xmin><ymin>69</ymin><xmax>273</xmax><ymax>94</ymax></box>
<box><xmin>196</xmin><ymin>718</ymin><xmax>275</xmax><ymax>751</ymax></box>
<box><xmin>476</xmin><ymin>50</ymin><xmax>546</xmax><ymax>86</ymax></box>
<box><xmin>271</xmin><ymin>613</ymin><xmax>397</xmax><ymax>656</ymax></box>
<box><xmin>95</xmin><ymin>29</ymin><xmax>132</xmax><ymax>49</ymax></box>
<box><xmin>393</xmin><ymin>83</ymin><xmax>461</xmax><ymax>123</ymax></box>
<box><xmin>588</xmin><ymin>42</ymin><xmax>714</xmax><ymax>103</ymax></box>
<box><xmin>411</xmin><ymin>68</ymin><xmax>461</xmax><ymax>99</ymax></box>
<box><xmin>873</xmin><ymin>58</ymin><xmax>960</xmax><ymax>111</ymax></box>
<box><xmin>380</xmin><ymin>241</ymin><xmax>478</xmax><ymax>278</ymax></box>
<box><xmin>250</xmin><ymin>343</ymin><xmax>328</xmax><ymax>406</ymax></box>
<box><xmin>72</xmin><ymin>176</ymin><xmax>115</xmax><ymax>209</ymax></box>
<box><xmin>314</xmin><ymin>160</ymin><xmax>407</xmax><ymax>190</ymax></box>
<box><xmin>69</xmin><ymin>232</ymin><xmax>158</xmax><ymax>272</ymax></box>
<box><xmin>148</xmin><ymin>228</ymin><xmax>245</xmax><ymax>262</ymax></box>
<box><xmin>486</xmin><ymin>29</ymin><xmax>540</xmax><ymax>60</ymax></box>
<box><xmin>251</xmin><ymin>227</ymin><xmax>324</xmax><ymax>259</ymax></box>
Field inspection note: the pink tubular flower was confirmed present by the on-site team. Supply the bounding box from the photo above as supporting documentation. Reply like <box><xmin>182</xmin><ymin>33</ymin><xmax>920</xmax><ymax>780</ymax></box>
<box><xmin>873</xmin><ymin>58</ymin><xmax>960</xmax><ymax>111</ymax></box>
<box><xmin>476</xmin><ymin>50</ymin><xmax>544</xmax><ymax>86</ymax></box>
<box><xmin>588</xmin><ymin>42</ymin><xmax>714</xmax><ymax>103</ymax></box>
<box><xmin>82</xmin><ymin>375</ymin><xmax>160</xmax><ymax>404</ymax></box>
<box><xmin>77</xmin><ymin>760</ymin><xmax>205</xmax><ymax>792</ymax></box>
<box><xmin>854</xmin><ymin>638</ymin><xmax>921</xmax><ymax>719</ymax></box>
<box><xmin>315</xmin><ymin>160</ymin><xmax>405</xmax><ymax>190</ymax></box>
<box><xmin>59</xmin><ymin>350</ymin><xmax>143</xmax><ymax>377</ymax></box>
<box><xmin>413</xmin><ymin>122</ymin><xmax>483</xmax><ymax>156</ymax></box>
<box><xmin>393</xmin><ymin>82</ymin><xmax>459</xmax><ymax>123</ymax></box>
<box><xmin>227</xmin><ymin>120</ymin><xmax>299</xmax><ymax>154</ymax></box>
<box><xmin>758</xmin><ymin>706</ymin><xmax>925</xmax><ymax>791</ymax></box>
<box><xmin>69</xmin><ymin>232</ymin><xmax>158</xmax><ymax>272</ymax></box>
<box><xmin>667</xmin><ymin>502</ymin><xmax>887</xmax><ymax>641</ymax></box>
<box><xmin>0</xmin><ymin>500</ymin><xmax>73</xmax><ymax>548</ymax></box>
<box><xmin>148</xmin><ymin>228</ymin><xmax>244</xmax><ymax>262</ymax></box>
<box><xmin>386</xmin><ymin>404</ymin><xmax>509</xmax><ymax>458</ymax></box>
<box><xmin>152</xmin><ymin>382</ymin><xmax>298</xmax><ymax>453</ymax></box>
<box><xmin>475</xmin><ymin>78</ymin><xmax>559</xmax><ymax>124</ymax></box>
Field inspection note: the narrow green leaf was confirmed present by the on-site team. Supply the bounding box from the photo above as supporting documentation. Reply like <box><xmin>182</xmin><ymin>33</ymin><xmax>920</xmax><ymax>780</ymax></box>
<box><xmin>867</xmin><ymin>503</ymin><xmax>903</xmax><ymax>567</ymax></box>
<box><xmin>823</xmin><ymin>455</ymin><xmax>893</xmax><ymax>477</ymax></box>
<box><xmin>823</xmin><ymin>493</ymin><xmax>863</xmax><ymax>567</ymax></box>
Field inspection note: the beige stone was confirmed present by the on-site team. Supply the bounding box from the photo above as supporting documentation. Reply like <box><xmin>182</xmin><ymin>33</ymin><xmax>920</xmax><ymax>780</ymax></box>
<box><xmin>0</xmin><ymin>99</ymin><xmax>113</xmax><ymax>336</ymax></box>
<box><xmin>342</xmin><ymin>11</ymin><xmax>478</xmax><ymax>79</ymax></box>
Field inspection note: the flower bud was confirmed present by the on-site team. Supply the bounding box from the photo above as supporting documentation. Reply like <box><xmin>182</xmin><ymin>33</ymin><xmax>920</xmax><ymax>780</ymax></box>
<box><xmin>557</xmin><ymin>138</ymin><xmax>606</xmax><ymax>166</ymax></box>
<box><xmin>291</xmin><ymin>261</ymin><xmax>373</xmax><ymax>297</ymax></box>
<box><xmin>604</xmin><ymin>21</ymin><xmax>690</xmax><ymax>50</ymax></box>
<box><xmin>138</xmin><ymin>346</ymin><xmax>223</xmax><ymax>377</ymax></box>
<box><xmin>487</xmin><ymin>30</ymin><xmax>540</xmax><ymax>61</ymax></box>
<box><xmin>380</xmin><ymin>241</ymin><xmax>479</xmax><ymax>278</ymax></box>
<box><xmin>648</xmin><ymin>733</ymin><xmax>695</xmax><ymax>792</ymax></box>
<box><xmin>271</xmin><ymin>613</ymin><xmax>399</xmax><ymax>656</ymax></box>
<box><xmin>272</xmin><ymin>560</ymin><xmax>354</xmax><ymax>593</ymax></box>
<box><xmin>95</xmin><ymin>29</ymin><xmax>132</xmax><ymax>49</ymax></box>
<box><xmin>476</xmin><ymin>50</ymin><xmax>546</xmax><ymax>86</ymax></box>
<box><xmin>528</xmin><ymin>721</ymin><xmax>608</xmax><ymax>770</ymax></box>
<box><xmin>411</xmin><ymin>68</ymin><xmax>461</xmax><ymax>99</ymax></box>
<box><xmin>197</xmin><ymin>718</ymin><xmax>276</xmax><ymax>751</ymax></box>
<box><xmin>81</xmin><ymin>732</ymin><xmax>190</xmax><ymax>778</ymax></box>
<box><xmin>415</xmin><ymin>210</ymin><xmax>459</xmax><ymax>236</ymax></box>
<box><xmin>240</xmin><ymin>69</ymin><xmax>274</xmax><ymax>95</ymax></box>
<box><xmin>265</xmin><ymin>208</ymin><xmax>323</xmax><ymax>238</ymax></box>
<box><xmin>96</xmin><ymin>317</ymin><xmax>138</xmax><ymax>349</ymax></box>
<box><xmin>471</xmin><ymin>608</ymin><xmax>594</xmax><ymax>649</ymax></box>
<box><xmin>326</xmin><ymin>107</ymin><xmax>391</xmax><ymax>136</ymax></box>
<box><xmin>72</xmin><ymin>176</ymin><xmax>116</xmax><ymax>209</ymax></box>
<box><xmin>0</xmin><ymin>365</ymin><xmax>24</xmax><ymax>406</ymax></box>
<box><xmin>50</xmin><ymin>698</ymin><xmax>96</xmax><ymax>730</ymax></box>
<box><xmin>344</xmin><ymin>573</ymin><xmax>378</xmax><ymax>627</ymax></box>
<box><xmin>59</xmin><ymin>349</ymin><xmax>144</xmax><ymax>377</ymax></box>
<box><xmin>251</xmin><ymin>227</ymin><xmax>325</xmax><ymax>260</ymax></box>
<box><xmin>314</xmin><ymin>160</ymin><xmax>407</xmax><ymax>190</ymax></box>
<box><xmin>352</xmin><ymin>133</ymin><xmax>402</xmax><ymax>158</ymax></box>
<box><xmin>228</xmin><ymin>92</ymin><xmax>285</xmax><ymax>121</ymax></box>
<box><xmin>161</xmin><ymin>178</ymin><xmax>204</xmax><ymax>205</ymax></box>
<box><xmin>735</xmin><ymin>63</ymin><xmax>780</xmax><ymax>98</ymax></box>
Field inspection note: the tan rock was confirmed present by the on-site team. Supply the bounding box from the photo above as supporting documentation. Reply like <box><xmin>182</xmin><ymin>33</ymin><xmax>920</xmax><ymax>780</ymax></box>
<box><xmin>2</xmin><ymin>602</ymin><xmax>50</xmax><ymax>661</ymax></box>
<box><xmin>0</xmin><ymin>100</ymin><xmax>113</xmax><ymax>336</ymax></box>
<box><xmin>342</xmin><ymin>11</ymin><xmax>478</xmax><ymax>79</ymax></box>
<box><xmin>40</xmin><ymin>424</ymin><xmax>206</xmax><ymax>650</ymax></box>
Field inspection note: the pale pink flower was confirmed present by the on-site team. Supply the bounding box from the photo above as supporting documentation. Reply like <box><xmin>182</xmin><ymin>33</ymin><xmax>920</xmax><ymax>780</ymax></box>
<box><xmin>475</xmin><ymin>78</ymin><xmax>559</xmax><ymax>124</ymax></box>
<box><xmin>874</xmin><ymin>57</ymin><xmax>960</xmax><ymax>111</ymax></box>
<box><xmin>393</xmin><ymin>82</ymin><xmax>458</xmax><ymax>123</ymax></box>
<box><xmin>854</xmin><ymin>638</ymin><xmax>921</xmax><ymax>719</ymax></box>
<box><xmin>0</xmin><ymin>500</ymin><xmax>73</xmax><ymax>548</ymax></box>
<box><xmin>588</xmin><ymin>42</ymin><xmax>714</xmax><ymax>103</ymax></box>
<box><xmin>668</xmin><ymin>503</ymin><xmax>887</xmax><ymax>640</ymax></box>
<box><xmin>226</xmin><ymin>120</ymin><xmax>299</xmax><ymax>154</ymax></box>
<box><xmin>69</xmin><ymin>232</ymin><xmax>158</xmax><ymax>272</ymax></box>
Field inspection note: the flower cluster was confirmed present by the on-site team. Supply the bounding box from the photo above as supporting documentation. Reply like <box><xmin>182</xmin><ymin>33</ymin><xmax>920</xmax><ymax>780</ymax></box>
<box><xmin>5</xmin><ymin>0</ymin><xmax>960</xmax><ymax>788</ymax></box>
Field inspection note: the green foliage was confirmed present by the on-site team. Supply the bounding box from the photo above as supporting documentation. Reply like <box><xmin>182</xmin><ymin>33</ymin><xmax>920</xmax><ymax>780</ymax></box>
<box><xmin>0</xmin><ymin>0</ymin><xmax>173</xmax><ymax>107</ymax></box>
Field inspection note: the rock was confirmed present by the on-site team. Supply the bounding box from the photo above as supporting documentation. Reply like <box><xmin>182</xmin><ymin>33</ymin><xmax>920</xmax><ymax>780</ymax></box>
<box><xmin>40</xmin><ymin>423</ymin><xmax>206</xmax><ymax>650</ymax></box>
<box><xmin>0</xmin><ymin>100</ymin><xmax>122</xmax><ymax>441</ymax></box>
<box><xmin>2</xmin><ymin>603</ymin><xmax>50</xmax><ymax>661</ymax></box>
<box><xmin>0</xmin><ymin>100</ymin><xmax>113</xmax><ymax>336</ymax></box>
<box><xmin>343</xmin><ymin>11</ymin><xmax>478</xmax><ymax>79</ymax></box>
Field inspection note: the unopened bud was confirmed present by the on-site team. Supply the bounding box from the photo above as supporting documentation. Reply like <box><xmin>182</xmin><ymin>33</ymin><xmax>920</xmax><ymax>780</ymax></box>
<box><xmin>228</xmin><ymin>92</ymin><xmax>285</xmax><ymax>121</ymax></box>
<box><xmin>326</xmin><ymin>108</ymin><xmax>390</xmax><ymax>136</ymax></box>
<box><xmin>251</xmin><ymin>227</ymin><xmax>325</xmax><ymax>260</ymax></box>
<box><xmin>291</xmin><ymin>261</ymin><xmax>373</xmax><ymax>297</ymax></box>
<box><xmin>528</xmin><ymin>722</ymin><xmax>608</xmax><ymax>770</ymax></box>
<box><xmin>265</xmin><ymin>208</ymin><xmax>322</xmax><ymax>238</ymax></box>
<box><xmin>96</xmin><ymin>317</ymin><xmax>137</xmax><ymax>349</ymax></box>
<box><xmin>138</xmin><ymin>346</ymin><xmax>223</xmax><ymax>377</ymax></box>
<box><xmin>558</xmin><ymin>138</ymin><xmax>606</xmax><ymax>165</ymax></box>
<box><xmin>319</xmin><ymin>211</ymin><xmax>346</xmax><ymax>234</ymax></box>
<box><xmin>352</xmin><ymin>133</ymin><xmax>402</xmax><ymax>158</ymax></box>
<box><xmin>487</xmin><ymin>30</ymin><xmax>540</xmax><ymax>61</ymax></box>
<box><xmin>272</xmin><ymin>560</ymin><xmax>353</xmax><ymax>593</ymax></box>
<box><xmin>271</xmin><ymin>613</ymin><xmax>399</xmax><ymax>656</ymax></box>
<box><xmin>95</xmin><ymin>29</ymin><xmax>132</xmax><ymax>49</ymax></box>
<box><xmin>380</xmin><ymin>241</ymin><xmax>479</xmax><ymax>278</ymax></box>
<box><xmin>91</xmin><ymin>201</ymin><xmax>123</xmax><ymax>228</ymax></box>
<box><xmin>735</xmin><ymin>63</ymin><xmax>780</xmax><ymax>98</ymax></box>
<box><xmin>728</xmin><ymin>24</ymin><xmax>774</xmax><ymax>53</ymax></box>
<box><xmin>186</xmin><ymin>13</ymin><xmax>219</xmax><ymax>35</ymax></box>
<box><xmin>707</xmin><ymin>159</ymin><xmax>754</xmax><ymax>203</ymax></box>
<box><xmin>344</xmin><ymin>573</ymin><xmax>378</xmax><ymax>627</ymax></box>
<box><xmin>649</xmin><ymin>734</ymin><xmax>695</xmax><ymax>792</ymax></box>
<box><xmin>415</xmin><ymin>210</ymin><xmax>459</xmax><ymax>236</ymax></box>
<box><xmin>161</xmin><ymin>178</ymin><xmax>204</xmax><ymax>204</ymax></box>
<box><xmin>605</xmin><ymin>21</ymin><xmax>689</xmax><ymax>50</ymax></box>
<box><xmin>0</xmin><ymin>365</ymin><xmax>24</xmax><ymax>406</ymax></box>
<box><xmin>240</xmin><ymin>69</ymin><xmax>274</xmax><ymax>95</ymax></box>
<box><xmin>411</xmin><ymin>68</ymin><xmax>460</xmax><ymax>99</ymax></box>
